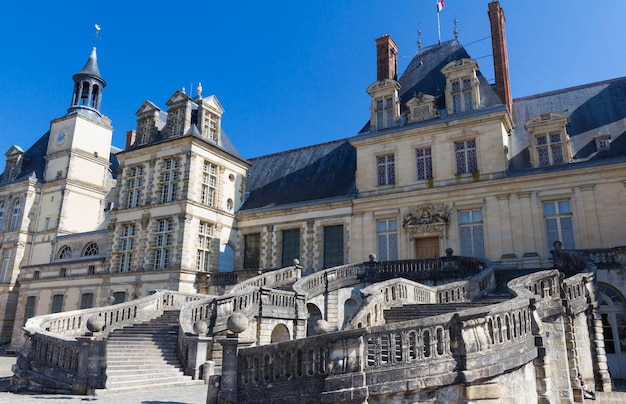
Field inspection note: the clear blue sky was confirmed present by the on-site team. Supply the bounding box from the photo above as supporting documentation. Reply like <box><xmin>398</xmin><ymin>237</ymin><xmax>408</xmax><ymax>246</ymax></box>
<box><xmin>0</xmin><ymin>1</ymin><xmax>624</xmax><ymax>160</ymax></box>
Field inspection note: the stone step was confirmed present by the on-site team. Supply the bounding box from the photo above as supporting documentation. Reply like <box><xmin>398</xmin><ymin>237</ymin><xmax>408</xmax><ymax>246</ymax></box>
<box><xmin>107</xmin><ymin>367</ymin><xmax>184</xmax><ymax>377</ymax></box>
<box><xmin>107</xmin><ymin>375</ymin><xmax>196</xmax><ymax>389</ymax></box>
<box><xmin>104</xmin><ymin>379</ymin><xmax>203</xmax><ymax>393</ymax></box>
<box><xmin>107</xmin><ymin>363</ymin><xmax>184</xmax><ymax>371</ymax></box>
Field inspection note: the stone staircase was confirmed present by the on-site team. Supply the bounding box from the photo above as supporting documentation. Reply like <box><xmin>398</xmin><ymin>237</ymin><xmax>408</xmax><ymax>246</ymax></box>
<box><xmin>105</xmin><ymin>310</ymin><xmax>202</xmax><ymax>392</ymax></box>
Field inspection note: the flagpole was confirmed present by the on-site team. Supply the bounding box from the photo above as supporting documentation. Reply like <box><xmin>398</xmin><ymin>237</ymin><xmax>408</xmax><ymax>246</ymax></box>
<box><xmin>437</xmin><ymin>11</ymin><xmax>441</xmax><ymax>44</ymax></box>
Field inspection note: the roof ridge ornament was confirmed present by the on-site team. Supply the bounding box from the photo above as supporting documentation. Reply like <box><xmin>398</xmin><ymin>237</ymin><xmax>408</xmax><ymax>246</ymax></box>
<box><xmin>94</xmin><ymin>24</ymin><xmax>101</xmax><ymax>48</ymax></box>
<box><xmin>417</xmin><ymin>22</ymin><xmax>422</xmax><ymax>50</ymax></box>
<box><xmin>453</xmin><ymin>13</ymin><xmax>459</xmax><ymax>39</ymax></box>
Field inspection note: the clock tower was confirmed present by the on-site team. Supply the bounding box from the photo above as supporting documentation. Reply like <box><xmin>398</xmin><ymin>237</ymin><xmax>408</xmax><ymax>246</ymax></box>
<box><xmin>42</xmin><ymin>47</ymin><xmax>114</xmax><ymax>235</ymax></box>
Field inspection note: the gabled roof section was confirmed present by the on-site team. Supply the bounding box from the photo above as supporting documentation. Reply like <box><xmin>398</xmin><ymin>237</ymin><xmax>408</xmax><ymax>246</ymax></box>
<box><xmin>165</xmin><ymin>90</ymin><xmax>194</xmax><ymax>107</ymax></box>
<box><xmin>510</xmin><ymin>76</ymin><xmax>626</xmax><ymax>170</ymax></box>
<box><xmin>240</xmin><ymin>139</ymin><xmax>356</xmax><ymax>211</ymax></box>
<box><xmin>199</xmin><ymin>95</ymin><xmax>224</xmax><ymax>114</ymax></box>
<box><xmin>5</xmin><ymin>145</ymin><xmax>24</xmax><ymax>157</ymax></box>
<box><xmin>135</xmin><ymin>100</ymin><xmax>161</xmax><ymax>116</ymax></box>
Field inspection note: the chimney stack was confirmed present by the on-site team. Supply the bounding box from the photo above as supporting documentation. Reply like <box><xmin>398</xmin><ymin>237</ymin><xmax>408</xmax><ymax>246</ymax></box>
<box><xmin>488</xmin><ymin>1</ymin><xmax>513</xmax><ymax>113</ymax></box>
<box><xmin>375</xmin><ymin>35</ymin><xmax>399</xmax><ymax>81</ymax></box>
<box><xmin>125</xmin><ymin>130</ymin><xmax>136</xmax><ymax>149</ymax></box>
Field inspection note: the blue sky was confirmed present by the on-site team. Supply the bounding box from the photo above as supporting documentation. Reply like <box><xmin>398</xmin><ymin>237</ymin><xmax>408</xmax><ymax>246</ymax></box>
<box><xmin>0</xmin><ymin>1</ymin><xmax>625</xmax><ymax>160</ymax></box>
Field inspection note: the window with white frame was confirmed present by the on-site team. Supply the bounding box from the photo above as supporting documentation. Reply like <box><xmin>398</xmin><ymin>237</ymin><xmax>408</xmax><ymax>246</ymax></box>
<box><xmin>119</xmin><ymin>224</ymin><xmax>135</xmax><ymax>272</ymax></box>
<box><xmin>201</xmin><ymin>161</ymin><xmax>217</xmax><ymax>207</ymax></box>
<box><xmin>377</xmin><ymin>219</ymin><xmax>398</xmax><ymax>261</ymax></box>
<box><xmin>454</xmin><ymin>139</ymin><xmax>478</xmax><ymax>174</ymax></box>
<box><xmin>203</xmin><ymin>112</ymin><xmax>219</xmax><ymax>142</ymax></box>
<box><xmin>451</xmin><ymin>77</ymin><xmax>475</xmax><ymax>113</ymax></box>
<box><xmin>535</xmin><ymin>133</ymin><xmax>565</xmax><ymax>166</ymax></box>
<box><xmin>139</xmin><ymin>116</ymin><xmax>153</xmax><ymax>144</ymax></box>
<box><xmin>10</xmin><ymin>198</ymin><xmax>21</xmax><ymax>231</ymax></box>
<box><xmin>83</xmin><ymin>242</ymin><xmax>99</xmax><ymax>256</ymax></box>
<box><xmin>126</xmin><ymin>166</ymin><xmax>144</xmax><ymax>209</ymax></box>
<box><xmin>416</xmin><ymin>146</ymin><xmax>433</xmax><ymax>180</ymax></box>
<box><xmin>154</xmin><ymin>218</ymin><xmax>174</xmax><ymax>269</ymax></box>
<box><xmin>0</xmin><ymin>250</ymin><xmax>9</xmax><ymax>283</ymax></box>
<box><xmin>544</xmin><ymin>200</ymin><xmax>575</xmax><ymax>251</ymax></box>
<box><xmin>459</xmin><ymin>209</ymin><xmax>485</xmax><ymax>258</ymax></box>
<box><xmin>169</xmin><ymin>107</ymin><xmax>184</xmax><ymax>137</ymax></box>
<box><xmin>161</xmin><ymin>159</ymin><xmax>180</xmax><ymax>203</ymax></box>
<box><xmin>375</xmin><ymin>96</ymin><xmax>395</xmax><ymax>130</ymax></box>
<box><xmin>377</xmin><ymin>154</ymin><xmax>395</xmax><ymax>186</ymax></box>
<box><xmin>196</xmin><ymin>221</ymin><xmax>212</xmax><ymax>272</ymax></box>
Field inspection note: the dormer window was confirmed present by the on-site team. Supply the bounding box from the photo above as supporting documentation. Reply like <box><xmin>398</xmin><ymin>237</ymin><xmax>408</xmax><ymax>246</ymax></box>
<box><xmin>169</xmin><ymin>107</ymin><xmax>185</xmax><ymax>137</ymax></box>
<box><xmin>203</xmin><ymin>112</ymin><xmax>219</xmax><ymax>143</ymax></box>
<box><xmin>375</xmin><ymin>96</ymin><xmax>395</xmax><ymax>130</ymax></box>
<box><xmin>367</xmin><ymin>79</ymin><xmax>400</xmax><ymax>132</ymax></box>
<box><xmin>595</xmin><ymin>134</ymin><xmax>611</xmax><ymax>151</ymax></box>
<box><xmin>525</xmin><ymin>113</ymin><xmax>571</xmax><ymax>168</ymax></box>
<box><xmin>441</xmin><ymin>59</ymin><xmax>480</xmax><ymax>115</ymax></box>
<box><xmin>139</xmin><ymin>115</ymin><xmax>154</xmax><ymax>144</ymax></box>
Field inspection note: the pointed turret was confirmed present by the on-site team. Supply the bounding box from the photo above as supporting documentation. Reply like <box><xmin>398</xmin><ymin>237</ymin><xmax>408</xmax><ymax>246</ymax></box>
<box><xmin>68</xmin><ymin>47</ymin><xmax>106</xmax><ymax>115</ymax></box>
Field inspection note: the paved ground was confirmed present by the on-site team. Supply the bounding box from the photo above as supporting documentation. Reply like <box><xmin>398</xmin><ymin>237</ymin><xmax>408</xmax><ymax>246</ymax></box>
<box><xmin>2</xmin><ymin>354</ymin><xmax>626</xmax><ymax>403</ymax></box>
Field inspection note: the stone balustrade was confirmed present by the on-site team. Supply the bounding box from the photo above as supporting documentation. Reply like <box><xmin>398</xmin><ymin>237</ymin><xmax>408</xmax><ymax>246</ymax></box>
<box><xmin>226</xmin><ymin>265</ymin><xmax>302</xmax><ymax>294</ymax></box>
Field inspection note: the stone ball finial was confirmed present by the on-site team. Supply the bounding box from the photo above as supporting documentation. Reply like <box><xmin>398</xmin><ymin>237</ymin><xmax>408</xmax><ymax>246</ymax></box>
<box><xmin>314</xmin><ymin>319</ymin><xmax>331</xmax><ymax>335</ymax></box>
<box><xmin>292</xmin><ymin>258</ymin><xmax>300</xmax><ymax>266</ymax></box>
<box><xmin>193</xmin><ymin>320</ymin><xmax>208</xmax><ymax>335</ymax></box>
<box><xmin>445</xmin><ymin>248</ymin><xmax>454</xmax><ymax>256</ymax></box>
<box><xmin>553</xmin><ymin>240</ymin><xmax>563</xmax><ymax>250</ymax></box>
<box><xmin>227</xmin><ymin>312</ymin><xmax>248</xmax><ymax>334</ymax></box>
<box><xmin>368</xmin><ymin>253</ymin><xmax>377</xmax><ymax>262</ymax></box>
<box><xmin>86</xmin><ymin>316</ymin><xmax>105</xmax><ymax>333</ymax></box>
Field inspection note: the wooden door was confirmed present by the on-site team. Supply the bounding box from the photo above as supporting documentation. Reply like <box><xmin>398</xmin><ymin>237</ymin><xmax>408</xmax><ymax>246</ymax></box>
<box><xmin>415</xmin><ymin>237</ymin><xmax>440</xmax><ymax>258</ymax></box>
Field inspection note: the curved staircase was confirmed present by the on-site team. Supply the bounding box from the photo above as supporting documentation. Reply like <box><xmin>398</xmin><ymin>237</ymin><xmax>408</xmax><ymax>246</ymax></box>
<box><xmin>105</xmin><ymin>310</ymin><xmax>203</xmax><ymax>392</ymax></box>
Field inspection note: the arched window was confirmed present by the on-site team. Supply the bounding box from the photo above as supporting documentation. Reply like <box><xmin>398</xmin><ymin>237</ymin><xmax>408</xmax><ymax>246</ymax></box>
<box><xmin>83</xmin><ymin>242</ymin><xmax>99</xmax><ymax>256</ymax></box>
<box><xmin>10</xmin><ymin>198</ymin><xmax>21</xmax><ymax>231</ymax></box>
<box><xmin>58</xmin><ymin>246</ymin><xmax>72</xmax><ymax>259</ymax></box>
<box><xmin>270</xmin><ymin>324</ymin><xmax>290</xmax><ymax>343</ymax></box>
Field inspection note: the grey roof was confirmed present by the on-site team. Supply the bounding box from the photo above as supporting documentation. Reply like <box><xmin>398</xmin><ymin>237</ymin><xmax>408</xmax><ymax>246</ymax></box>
<box><xmin>10</xmin><ymin>132</ymin><xmax>49</xmax><ymax>183</ymax></box>
<box><xmin>510</xmin><ymin>76</ymin><xmax>626</xmax><ymax>170</ymax></box>
<box><xmin>73</xmin><ymin>47</ymin><xmax>105</xmax><ymax>85</ymax></box>
<box><xmin>240</xmin><ymin>139</ymin><xmax>356</xmax><ymax>211</ymax></box>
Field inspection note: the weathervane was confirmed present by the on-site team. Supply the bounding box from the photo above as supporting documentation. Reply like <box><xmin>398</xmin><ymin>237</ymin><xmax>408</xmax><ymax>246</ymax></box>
<box><xmin>94</xmin><ymin>24</ymin><xmax>101</xmax><ymax>48</ymax></box>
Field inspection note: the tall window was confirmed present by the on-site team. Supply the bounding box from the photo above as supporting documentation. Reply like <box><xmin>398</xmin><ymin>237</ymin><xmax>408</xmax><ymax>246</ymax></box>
<box><xmin>24</xmin><ymin>296</ymin><xmax>36</xmax><ymax>325</ymax></box>
<box><xmin>154</xmin><ymin>218</ymin><xmax>174</xmax><ymax>269</ymax></box>
<box><xmin>10</xmin><ymin>198</ymin><xmax>21</xmax><ymax>231</ymax></box>
<box><xmin>197</xmin><ymin>221</ymin><xmax>212</xmax><ymax>272</ymax></box>
<box><xmin>119</xmin><ymin>224</ymin><xmax>135</xmax><ymax>272</ymax></box>
<box><xmin>139</xmin><ymin>116</ymin><xmax>153</xmax><ymax>144</ymax></box>
<box><xmin>377</xmin><ymin>154</ymin><xmax>395</xmax><ymax>186</ymax></box>
<box><xmin>536</xmin><ymin>133</ymin><xmax>565</xmax><ymax>166</ymax></box>
<box><xmin>0</xmin><ymin>249</ymin><xmax>9</xmax><ymax>283</ymax></box>
<box><xmin>416</xmin><ymin>147</ymin><xmax>433</xmax><ymax>180</ymax></box>
<box><xmin>80</xmin><ymin>293</ymin><xmax>94</xmax><ymax>309</ymax></box>
<box><xmin>161</xmin><ymin>159</ymin><xmax>180</xmax><ymax>203</ymax></box>
<box><xmin>459</xmin><ymin>209</ymin><xmax>485</xmax><ymax>257</ymax></box>
<box><xmin>377</xmin><ymin>219</ymin><xmax>398</xmax><ymax>261</ymax></box>
<box><xmin>201</xmin><ymin>161</ymin><xmax>217</xmax><ymax>207</ymax></box>
<box><xmin>281</xmin><ymin>229</ymin><xmax>300</xmax><ymax>267</ymax></box>
<box><xmin>52</xmin><ymin>294</ymin><xmax>64</xmax><ymax>313</ymax></box>
<box><xmin>0</xmin><ymin>201</ymin><xmax>4</xmax><ymax>230</ymax></box>
<box><xmin>323</xmin><ymin>225</ymin><xmax>344</xmax><ymax>269</ymax></box>
<box><xmin>126</xmin><ymin>166</ymin><xmax>143</xmax><ymax>208</ymax></box>
<box><xmin>544</xmin><ymin>200</ymin><xmax>575</xmax><ymax>250</ymax></box>
<box><xmin>244</xmin><ymin>233</ymin><xmax>261</xmax><ymax>269</ymax></box>
<box><xmin>169</xmin><ymin>107</ymin><xmax>184</xmax><ymax>137</ymax></box>
<box><xmin>451</xmin><ymin>77</ymin><xmax>474</xmax><ymax>113</ymax></box>
<box><xmin>203</xmin><ymin>112</ymin><xmax>219</xmax><ymax>142</ymax></box>
<box><xmin>454</xmin><ymin>139</ymin><xmax>477</xmax><ymax>174</ymax></box>
<box><xmin>375</xmin><ymin>96</ymin><xmax>395</xmax><ymax>130</ymax></box>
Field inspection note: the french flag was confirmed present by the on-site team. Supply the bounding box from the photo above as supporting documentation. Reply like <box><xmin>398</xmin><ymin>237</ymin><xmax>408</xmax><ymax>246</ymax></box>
<box><xmin>437</xmin><ymin>0</ymin><xmax>444</xmax><ymax>12</ymax></box>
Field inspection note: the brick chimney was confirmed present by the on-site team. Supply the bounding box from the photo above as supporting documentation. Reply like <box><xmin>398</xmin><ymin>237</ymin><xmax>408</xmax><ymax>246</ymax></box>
<box><xmin>375</xmin><ymin>35</ymin><xmax>399</xmax><ymax>81</ymax></box>
<box><xmin>488</xmin><ymin>1</ymin><xmax>513</xmax><ymax>113</ymax></box>
<box><xmin>125</xmin><ymin>130</ymin><xmax>136</xmax><ymax>149</ymax></box>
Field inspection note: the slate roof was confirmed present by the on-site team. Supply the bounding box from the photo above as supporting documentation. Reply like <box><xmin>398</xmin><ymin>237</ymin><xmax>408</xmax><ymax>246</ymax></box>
<box><xmin>240</xmin><ymin>139</ymin><xmax>356</xmax><ymax>211</ymax></box>
<box><xmin>509</xmin><ymin>76</ymin><xmax>626</xmax><ymax>171</ymax></box>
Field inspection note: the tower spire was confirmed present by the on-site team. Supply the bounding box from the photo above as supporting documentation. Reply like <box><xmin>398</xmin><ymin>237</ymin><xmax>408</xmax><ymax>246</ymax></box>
<box><xmin>68</xmin><ymin>47</ymin><xmax>106</xmax><ymax>116</ymax></box>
